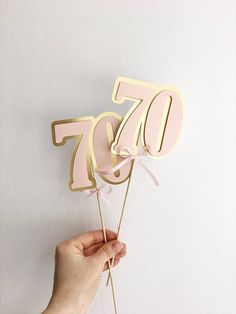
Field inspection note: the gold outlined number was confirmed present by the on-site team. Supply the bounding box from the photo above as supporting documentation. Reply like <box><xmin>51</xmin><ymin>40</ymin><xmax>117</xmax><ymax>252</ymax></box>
<box><xmin>51</xmin><ymin>78</ymin><xmax>183</xmax><ymax>191</ymax></box>
<box><xmin>51</xmin><ymin>117</ymin><xmax>96</xmax><ymax>191</ymax></box>
<box><xmin>111</xmin><ymin>77</ymin><xmax>183</xmax><ymax>158</ymax></box>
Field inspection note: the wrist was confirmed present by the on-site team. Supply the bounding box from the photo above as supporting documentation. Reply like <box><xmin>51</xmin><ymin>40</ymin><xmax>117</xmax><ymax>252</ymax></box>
<box><xmin>43</xmin><ymin>294</ymin><xmax>87</xmax><ymax>314</ymax></box>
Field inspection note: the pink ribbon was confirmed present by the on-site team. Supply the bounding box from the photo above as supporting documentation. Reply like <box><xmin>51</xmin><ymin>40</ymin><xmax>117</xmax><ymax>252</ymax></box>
<box><xmin>84</xmin><ymin>183</ymin><xmax>113</xmax><ymax>208</ymax></box>
<box><xmin>97</xmin><ymin>146</ymin><xmax>159</xmax><ymax>186</ymax></box>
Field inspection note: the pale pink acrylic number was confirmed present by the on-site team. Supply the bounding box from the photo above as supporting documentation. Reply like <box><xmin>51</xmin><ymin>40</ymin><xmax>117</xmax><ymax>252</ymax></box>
<box><xmin>51</xmin><ymin>117</ymin><xmax>96</xmax><ymax>191</ymax></box>
<box><xmin>144</xmin><ymin>89</ymin><xmax>183</xmax><ymax>157</ymax></box>
<box><xmin>91</xmin><ymin>113</ymin><xmax>133</xmax><ymax>184</ymax></box>
<box><xmin>112</xmin><ymin>78</ymin><xmax>183</xmax><ymax>158</ymax></box>
<box><xmin>112</xmin><ymin>78</ymin><xmax>157</xmax><ymax>155</ymax></box>
<box><xmin>52</xmin><ymin>78</ymin><xmax>183</xmax><ymax>191</ymax></box>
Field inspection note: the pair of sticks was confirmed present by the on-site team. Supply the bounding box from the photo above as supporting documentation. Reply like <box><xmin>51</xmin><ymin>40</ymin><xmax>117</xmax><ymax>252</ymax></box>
<box><xmin>93</xmin><ymin>161</ymin><xmax>135</xmax><ymax>314</ymax></box>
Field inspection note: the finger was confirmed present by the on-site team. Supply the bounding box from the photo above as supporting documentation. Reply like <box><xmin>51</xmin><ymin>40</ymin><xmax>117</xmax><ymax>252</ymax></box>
<box><xmin>84</xmin><ymin>241</ymin><xmax>126</xmax><ymax>257</ymax></box>
<box><xmin>71</xmin><ymin>229</ymin><xmax>117</xmax><ymax>250</ymax></box>
<box><xmin>102</xmin><ymin>252</ymin><xmax>126</xmax><ymax>271</ymax></box>
<box><xmin>115</xmin><ymin>249</ymin><xmax>127</xmax><ymax>259</ymax></box>
<box><xmin>91</xmin><ymin>240</ymin><xmax>123</xmax><ymax>265</ymax></box>
<box><xmin>103</xmin><ymin>257</ymin><xmax>120</xmax><ymax>271</ymax></box>
<box><xmin>117</xmin><ymin>243</ymin><xmax>126</xmax><ymax>257</ymax></box>
<box><xmin>84</xmin><ymin>242</ymin><xmax>104</xmax><ymax>257</ymax></box>
<box><xmin>111</xmin><ymin>243</ymin><xmax>126</xmax><ymax>259</ymax></box>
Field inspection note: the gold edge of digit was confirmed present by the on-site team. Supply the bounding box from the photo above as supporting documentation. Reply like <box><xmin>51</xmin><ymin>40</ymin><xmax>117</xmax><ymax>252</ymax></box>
<box><xmin>111</xmin><ymin>77</ymin><xmax>184</xmax><ymax>159</ymax></box>
<box><xmin>112</xmin><ymin>77</ymin><xmax>157</xmax><ymax>104</ymax></box>
<box><xmin>89</xmin><ymin>111</ymin><xmax>132</xmax><ymax>186</ymax></box>
<box><xmin>52</xmin><ymin>116</ymin><xmax>97</xmax><ymax>192</ymax></box>
<box><xmin>89</xmin><ymin>112</ymin><xmax>122</xmax><ymax>171</ymax></box>
<box><xmin>111</xmin><ymin>77</ymin><xmax>159</xmax><ymax>156</ymax></box>
<box><xmin>51</xmin><ymin>116</ymin><xmax>95</xmax><ymax>146</ymax></box>
<box><xmin>142</xmin><ymin>86</ymin><xmax>184</xmax><ymax>160</ymax></box>
<box><xmin>106</xmin><ymin>122</ymin><xmax>120</xmax><ymax>178</ymax></box>
<box><xmin>69</xmin><ymin>140</ymin><xmax>96</xmax><ymax>192</ymax></box>
<box><xmin>111</xmin><ymin>99</ymin><xmax>144</xmax><ymax>156</ymax></box>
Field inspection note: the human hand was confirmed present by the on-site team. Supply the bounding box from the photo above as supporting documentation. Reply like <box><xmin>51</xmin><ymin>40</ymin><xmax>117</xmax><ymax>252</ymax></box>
<box><xmin>43</xmin><ymin>229</ymin><xmax>126</xmax><ymax>314</ymax></box>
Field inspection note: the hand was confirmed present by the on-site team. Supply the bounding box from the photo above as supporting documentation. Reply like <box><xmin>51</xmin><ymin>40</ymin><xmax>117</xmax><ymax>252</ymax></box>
<box><xmin>43</xmin><ymin>229</ymin><xmax>126</xmax><ymax>314</ymax></box>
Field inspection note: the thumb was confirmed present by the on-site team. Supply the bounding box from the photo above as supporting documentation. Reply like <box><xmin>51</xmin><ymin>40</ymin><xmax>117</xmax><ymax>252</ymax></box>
<box><xmin>92</xmin><ymin>240</ymin><xmax>123</xmax><ymax>265</ymax></box>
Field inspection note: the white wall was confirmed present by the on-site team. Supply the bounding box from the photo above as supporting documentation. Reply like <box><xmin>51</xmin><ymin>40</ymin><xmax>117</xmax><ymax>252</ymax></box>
<box><xmin>1</xmin><ymin>1</ymin><xmax>236</xmax><ymax>313</ymax></box>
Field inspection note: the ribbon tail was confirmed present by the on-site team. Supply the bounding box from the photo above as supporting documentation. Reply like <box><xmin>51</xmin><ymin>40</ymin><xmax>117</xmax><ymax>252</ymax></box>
<box><xmin>100</xmin><ymin>194</ymin><xmax>113</xmax><ymax>209</ymax></box>
<box><xmin>138</xmin><ymin>160</ymin><xmax>159</xmax><ymax>186</ymax></box>
<box><xmin>96</xmin><ymin>156</ymin><xmax>134</xmax><ymax>175</ymax></box>
<box><xmin>84</xmin><ymin>190</ymin><xmax>94</xmax><ymax>198</ymax></box>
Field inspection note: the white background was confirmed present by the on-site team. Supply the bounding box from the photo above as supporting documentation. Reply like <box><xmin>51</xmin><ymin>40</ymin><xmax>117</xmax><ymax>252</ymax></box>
<box><xmin>0</xmin><ymin>1</ymin><xmax>236</xmax><ymax>313</ymax></box>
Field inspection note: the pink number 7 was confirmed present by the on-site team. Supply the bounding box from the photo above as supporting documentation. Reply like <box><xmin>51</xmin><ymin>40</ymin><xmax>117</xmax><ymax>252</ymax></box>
<box><xmin>51</xmin><ymin>117</ymin><xmax>96</xmax><ymax>191</ymax></box>
<box><xmin>111</xmin><ymin>77</ymin><xmax>157</xmax><ymax>155</ymax></box>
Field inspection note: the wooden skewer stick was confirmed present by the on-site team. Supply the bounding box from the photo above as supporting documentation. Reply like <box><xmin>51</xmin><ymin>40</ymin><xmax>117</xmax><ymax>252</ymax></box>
<box><xmin>91</xmin><ymin>165</ymin><xmax>118</xmax><ymax>313</ymax></box>
<box><xmin>106</xmin><ymin>160</ymin><xmax>135</xmax><ymax>286</ymax></box>
<box><xmin>95</xmin><ymin>187</ymin><xmax>118</xmax><ymax>314</ymax></box>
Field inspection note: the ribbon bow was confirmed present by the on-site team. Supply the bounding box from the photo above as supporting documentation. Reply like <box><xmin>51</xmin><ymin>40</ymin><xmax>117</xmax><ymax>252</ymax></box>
<box><xmin>97</xmin><ymin>146</ymin><xmax>159</xmax><ymax>186</ymax></box>
<box><xmin>84</xmin><ymin>183</ymin><xmax>113</xmax><ymax>208</ymax></box>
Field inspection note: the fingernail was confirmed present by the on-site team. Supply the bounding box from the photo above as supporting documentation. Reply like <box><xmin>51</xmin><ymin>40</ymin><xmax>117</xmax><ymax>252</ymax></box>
<box><xmin>112</xmin><ymin>241</ymin><xmax>123</xmax><ymax>253</ymax></box>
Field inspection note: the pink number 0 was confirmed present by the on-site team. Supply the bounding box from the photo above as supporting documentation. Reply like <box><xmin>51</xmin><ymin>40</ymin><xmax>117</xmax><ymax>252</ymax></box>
<box><xmin>90</xmin><ymin>112</ymin><xmax>133</xmax><ymax>185</ymax></box>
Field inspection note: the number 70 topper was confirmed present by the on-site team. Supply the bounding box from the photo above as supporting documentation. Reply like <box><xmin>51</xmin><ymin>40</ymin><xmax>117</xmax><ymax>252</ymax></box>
<box><xmin>52</xmin><ymin>77</ymin><xmax>183</xmax><ymax>190</ymax></box>
<box><xmin>51</xmin><ymin>77</ymin><xmax>184</xmax><ymax>313</ymax></box>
